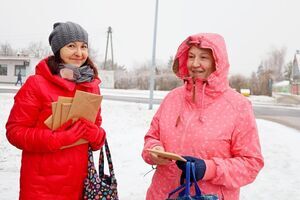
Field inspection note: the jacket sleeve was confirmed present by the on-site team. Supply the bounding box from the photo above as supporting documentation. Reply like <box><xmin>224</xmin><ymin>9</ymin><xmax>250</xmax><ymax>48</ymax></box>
<box><xmin>210</xmin><ymin>100</ymin><xmax>264</xmax><ymax>189</ymax></box>
<box><xmin>6</xmin><ymin>77</ymin><xmax>61</xmax><ymax>153</ymax></box>
<box><xmin>90</xmin><ymin>87</ymin><xmax>106</xmax><ymax>151</ymax></box>
<box><xmin>141</xmin><ymin>100</ymin><xmax>165</xmax><ymax>165</ymax></box>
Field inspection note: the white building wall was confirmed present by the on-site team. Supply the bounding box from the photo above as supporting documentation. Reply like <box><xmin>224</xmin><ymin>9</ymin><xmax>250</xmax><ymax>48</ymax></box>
<box><xmin>98</xmin><ymin>70</ymin><xmax>114</xmax><ymax>89</ymax></box>
<box><xmin>0</xmin><ymin>57</ymin><xmax>41</xmax><ymax>84</ymax></box>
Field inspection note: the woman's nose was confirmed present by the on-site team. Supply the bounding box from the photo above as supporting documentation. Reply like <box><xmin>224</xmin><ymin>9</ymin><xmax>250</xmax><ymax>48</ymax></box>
<box><xmin>192</xmin><ymin>57</ymin><xmax>201</xmax><ymax>67</ymax></box>
<box><xmin>74</xmin><ymin>47</ymin><xmax>82</xmax><ymax>56</ymax></box>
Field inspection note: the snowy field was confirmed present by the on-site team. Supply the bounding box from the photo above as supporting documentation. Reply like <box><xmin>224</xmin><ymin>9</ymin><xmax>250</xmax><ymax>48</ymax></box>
<box><xmin>1</xmin><ymin>92</ymin><xmax>300</xmax><ymax>200</ymax></box>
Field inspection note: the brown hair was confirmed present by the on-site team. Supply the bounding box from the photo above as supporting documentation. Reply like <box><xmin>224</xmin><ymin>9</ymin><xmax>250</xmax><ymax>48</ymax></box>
<box><xmin>47</xmin><ymin>52</ymin><xmax>98</xmax><ymax>77</ymax></box>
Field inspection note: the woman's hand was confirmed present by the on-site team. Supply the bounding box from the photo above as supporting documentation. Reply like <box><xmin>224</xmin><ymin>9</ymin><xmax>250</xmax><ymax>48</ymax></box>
<box><xmin>149</xmin><ymin>146</ymin><xmax>172</xmax><ymax>165</ymax></box>
<box><xmin>54</xmin><ymin>119</ymin><xmax>87</xmax><ymax>149</ymax></box>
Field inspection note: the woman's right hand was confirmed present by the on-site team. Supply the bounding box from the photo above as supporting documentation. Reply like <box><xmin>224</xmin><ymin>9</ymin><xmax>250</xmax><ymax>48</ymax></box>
<box><xmin>149</xmin><ymin>146</ymin><xmax>172</xmax><ymax>165</ymax></box>
<box><xmin>79</xmin><ymin>118</ymin><xmax>106</xmax><ymax>150</ymax></box>
<box><xmin>54</xmin><ymin>119</ymin><xmax>87</xmax><ymax>148</ymax></box>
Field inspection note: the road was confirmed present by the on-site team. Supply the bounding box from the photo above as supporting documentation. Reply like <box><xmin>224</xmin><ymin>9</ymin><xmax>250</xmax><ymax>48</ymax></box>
<box><xmin>253</xmin><ymin>105</ymin><xmax>300</xmax><ymax>131</ymax></box>
<box><xmin>1</xmin><ymin>88</ymin><xmax>300</xmax><ymax>131</ymax></box>
<box><xmin>104</xmin><ymin>95</ymin><xmax>300</xmax><ymax>131</ymax></box>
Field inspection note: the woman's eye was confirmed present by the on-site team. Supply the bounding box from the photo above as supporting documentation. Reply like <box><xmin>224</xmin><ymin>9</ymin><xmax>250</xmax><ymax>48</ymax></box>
<box><xmin>68</xmin><ymin>44</ymin><xmax>75</xmax><ymax>48</ymax></box>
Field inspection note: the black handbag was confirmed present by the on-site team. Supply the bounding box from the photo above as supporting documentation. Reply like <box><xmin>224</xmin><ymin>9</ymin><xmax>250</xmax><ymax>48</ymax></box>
<box><xmin>83</xmin><ymin>139</ymin><xmax>119</xmax><ymax>200</ymax></box>
<box><xmin>167</xmin><ymin>161</ymin><xmax>219</xmax><ymax>200</ymax></box>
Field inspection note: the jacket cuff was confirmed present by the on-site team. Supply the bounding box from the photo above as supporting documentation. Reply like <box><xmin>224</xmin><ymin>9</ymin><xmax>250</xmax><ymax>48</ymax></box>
<box><xmin>203</xmin><ymin>159</ymin><xmax>217</xmax><ymax>180</ymax></box>
<box><xmin>49</xmin><ymin>131</ymin><xmax>63</xmax><ymax>152</ymax></box>
<box><xmin>142</xmin><ymin>142</ymin><xmax>163</xmax><ymax>165</ymax></box>
<box><xmin>90</xmin><ymin>128</ymin><xmax>106</xmax><ymax>150</ymax></box>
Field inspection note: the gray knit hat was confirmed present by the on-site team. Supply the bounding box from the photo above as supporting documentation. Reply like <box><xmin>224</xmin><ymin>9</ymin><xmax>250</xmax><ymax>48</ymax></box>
<box><xmin>48</xmin><ymin>21</ymin><xmax>88</xmax><ymax>54</ymax></box>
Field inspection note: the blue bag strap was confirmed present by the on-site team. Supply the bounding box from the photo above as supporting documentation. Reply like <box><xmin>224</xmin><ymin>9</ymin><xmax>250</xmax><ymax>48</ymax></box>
<box><xmin>167</xmin><ymin>161</ymin><xmax>203</xmax><ymax>198</ymax></box>
<box><xmin>184</xmin><ymin>161</ymin><xmax>191</xmax><ymax>196</ymax></box>
<box><xmin>178</xmin><ymin>161</ymin><xmax>202</xmax><ymax>197</ymax></box>
<box><xmin>167</xmin><ymin>162</ymin><xmax>191</xmax><ymax>198</ymax></box>
<box><xmin>167</xmin><ymin>183</ymin><xmax>187</xmax><ymax>198</ymax></box>
<box><xmin>191</xmin><ymin>162</ymin><xmax>202</xmax><ymax>196</ymax></box>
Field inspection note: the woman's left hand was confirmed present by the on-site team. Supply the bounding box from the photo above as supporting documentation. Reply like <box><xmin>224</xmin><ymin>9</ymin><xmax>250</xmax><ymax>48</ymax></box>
<box><xmin>149</xmin><ymin>146</ymin><xmax>172</xmax><ymax>165</ymax></box>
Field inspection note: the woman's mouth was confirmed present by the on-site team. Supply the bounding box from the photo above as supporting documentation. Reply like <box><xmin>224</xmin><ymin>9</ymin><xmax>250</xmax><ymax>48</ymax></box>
<box><xmin>192</xmin><ymin>70</ymin><xmax>204</xmax><ymax>73</ymax></box>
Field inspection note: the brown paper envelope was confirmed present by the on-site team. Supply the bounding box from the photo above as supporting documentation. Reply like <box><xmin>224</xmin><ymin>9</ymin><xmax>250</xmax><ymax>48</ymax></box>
<box><xmin>60</xmin><ymin>139</ymin><xmax>88</xmax><ymax>149</ymax></box>
<box><xmin>147</xmin><ymin>149</ymin><xmax>187</xmax><ymax>161</ymax></box>
<box><xmin>52</xmin><ymin>97</ymin><xmax>73</xmax><ymax>130</ymax></box>
<box><xmin>67</xmin><ymin>90</ymin><xmax>102</xmax><ymax>123</ymax></box>
<box><xmin>52</xmin><ymin>102</ymin><xmax>57</xmax><ymax>117</ymax></box>
<box><xmin>60</xmin><ymin>103</ymin><xmax>72</xmax><ymax>126</ymax></box>
<box><xmin>43</xmin><ymin>102</ymin><xmax>57</xmax><ymax>129</ymax></box>
<box><xmin>44</xmin><ymin>115</ymin><xmax>53</xmax><ymax>129</ymax></box>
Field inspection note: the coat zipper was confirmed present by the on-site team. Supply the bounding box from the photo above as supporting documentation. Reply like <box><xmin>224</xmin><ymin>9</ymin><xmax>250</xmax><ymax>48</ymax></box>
<box><xmin>192</xmin><ymin>79</ymin><xmax>196</xmax><ymax>102</ymax></box>
<box><xmin>180</xmin><ymin>111</ymin><xmax>196</xmax><ymax>149</ymax></box>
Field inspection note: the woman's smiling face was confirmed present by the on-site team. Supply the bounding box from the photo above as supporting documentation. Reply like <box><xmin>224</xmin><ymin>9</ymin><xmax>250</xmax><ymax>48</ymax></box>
<box><xmin>60</xmin><ymin>41</ymin><xmax>88</xmax><ymax>67</ymax></box>
<box><xmin>187</xmin><ymin>46</ymin><xmax>216</xmax><ymax>79</ymax></box>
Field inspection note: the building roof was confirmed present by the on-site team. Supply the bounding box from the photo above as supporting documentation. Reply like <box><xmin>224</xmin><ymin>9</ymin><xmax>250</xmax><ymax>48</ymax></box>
<box><xmin>0</xmin><ymin>56</ymin><xmax>31</xmax><ymax>61</ymax></box>
<box><xmin>273</xmin><ymin>80</ymin><xmax>290</xmax><ymax>87</ymax></box>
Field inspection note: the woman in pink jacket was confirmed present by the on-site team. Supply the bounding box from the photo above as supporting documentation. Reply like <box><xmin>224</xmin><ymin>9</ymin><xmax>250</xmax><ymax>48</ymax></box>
<box><xmin>142</xmin><ymin>33</ymin><xmax>264</xmax><ymax>200</ymax></box>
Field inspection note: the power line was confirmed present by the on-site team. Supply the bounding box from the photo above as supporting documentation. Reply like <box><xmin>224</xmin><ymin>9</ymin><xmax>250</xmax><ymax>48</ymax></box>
<box><xmin>104</xmin><ymin>26</ymin><xmax>114</xmax><ymax>69</ymax></box>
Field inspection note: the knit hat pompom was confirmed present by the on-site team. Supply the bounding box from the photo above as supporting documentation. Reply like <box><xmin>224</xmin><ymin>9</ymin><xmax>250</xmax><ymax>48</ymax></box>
<box><xmin>48</xmin><ymin>21</ymin><xmax>88</xmax><ymax>54</ymax></box>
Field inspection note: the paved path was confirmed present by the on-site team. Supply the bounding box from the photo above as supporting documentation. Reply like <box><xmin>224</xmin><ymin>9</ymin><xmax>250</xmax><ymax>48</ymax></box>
<box><xmin>1</xmin><ymin>85</ymin><xmax>299</xmax><ymax>131</ymax></box>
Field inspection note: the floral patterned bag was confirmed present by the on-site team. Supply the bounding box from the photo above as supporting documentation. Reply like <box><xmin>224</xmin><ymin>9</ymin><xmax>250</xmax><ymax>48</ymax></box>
<box><xmin>167</xmin><ymin>161</ymin><xmax>219</xmax><ymax>200</ymax></box>
<box><xmin>83</xmin><ymin>139</ymin><xmax>118</xmax><ymax>200</ymax></box>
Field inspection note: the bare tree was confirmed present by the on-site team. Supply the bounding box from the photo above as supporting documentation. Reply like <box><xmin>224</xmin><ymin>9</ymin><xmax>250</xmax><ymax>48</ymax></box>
<box><xmin>88</xmin><ymin>44</ymin><xmax>102</xmax><ymax>66</ymax></box>
<box><xmin>25</xmin><ymin>41</ymin><xmax>51</xmax><ymax>58</ymax></box>
<box><xmin>263</xmin><ymin>47</ymin><xmax>286</xmax><ymax>82</ymax></box>
<box><xmin>283</xmin><ymin>61</ymin><xmax>293</xmax><ymax>81</ymax></box>
<box><xmin>134</xmin><ymin>65</ymin><xmax>151</xmax><ymax>90</ymax></box>
<box><xmin>229</xmin><ymin>74</ymin><xmax>249</xmax><ymax>93</ymax></box>
<box><xmin>113</xmin><ymin>58</ymin><xmax>182</xmax><ymax>90</ymax></box>
<box><xmin>249</xmin><ymin>72</ymin><xmax>260</xmax><ymax>95</ymax></box>
<box><xmin>167</xmin><ymin>56</ymin><xmax>174</xmax><ymax>69</ymax></box>
<box><xmin>0</xmin><ymin>42</ymin><xmax>15</xmax><ymax>56</ymax></box>
<box><xmin>256</xmin><ymin>63</ymin><xmax>273</xmax><ymax>96</ymax></box>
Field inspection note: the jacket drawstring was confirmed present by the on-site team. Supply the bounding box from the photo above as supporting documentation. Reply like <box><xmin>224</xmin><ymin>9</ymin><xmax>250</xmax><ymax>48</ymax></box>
<box><xmin>175</xmin><ymin>79</ymin><xmax>207</xmax><ymax>126</ymax></box>
<box><xmin>192</xmin><ymin>78</ymin><xmax>196</xmax><ymax>102</ymax></box>
<box><xmin>199</xmin><ymin>80</ymin><xmax>207</xmax><ymax>122</ymax></box>
<box><xmin>175</xmin><ymin>98</ymin><xmax>184</xmax><ymax>127</ymax></box>
<box><xmin>175</xmin><ymin>79</ymin><xmax>189</xmax><ymax>127</ymax></box>
<box><xmin>175</xmin><ymin>115</ymin><xmax>181</xmax><ymax>127</ymax></box>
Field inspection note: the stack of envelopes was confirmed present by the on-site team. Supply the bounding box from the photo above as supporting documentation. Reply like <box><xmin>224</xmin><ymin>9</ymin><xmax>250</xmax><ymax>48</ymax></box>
<box><xmin>44</xmin><ymin>90</ymin><xmax>103</xmax><ymax>148</ymax></box>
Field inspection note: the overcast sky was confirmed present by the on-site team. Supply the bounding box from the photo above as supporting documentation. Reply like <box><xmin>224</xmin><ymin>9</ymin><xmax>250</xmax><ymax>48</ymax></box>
<box><xmin>1</xmin><ymin>0</ymin><xmax>299</xmax><ymax>77</ymax></box>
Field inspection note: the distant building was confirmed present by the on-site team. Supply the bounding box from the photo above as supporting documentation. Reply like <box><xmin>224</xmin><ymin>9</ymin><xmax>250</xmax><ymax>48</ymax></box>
<box><xmin>0</xmin><ymin>56</ymin><xmax>39</xmax><ymax>84</ymax></box>
<box><xmin>292</xmin><ymin>52</ymin><xmax>300</xmax><ymax>95</ymax></box>
<box><xmin>0</xmin><ymin>56</ymin><xmax>115</xmax><ymax>88</ymax></box>
<box><xmin>272</xmin><ymin>80</ymin><xmax>290</xmax><ymax>93</ymax></box>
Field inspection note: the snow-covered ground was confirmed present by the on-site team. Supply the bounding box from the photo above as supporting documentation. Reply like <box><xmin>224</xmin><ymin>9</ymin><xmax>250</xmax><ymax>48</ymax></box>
<box><xmin>1</xmin><ymin>92</ymin><xmax>300</xmax><ymax>200</ymax></box>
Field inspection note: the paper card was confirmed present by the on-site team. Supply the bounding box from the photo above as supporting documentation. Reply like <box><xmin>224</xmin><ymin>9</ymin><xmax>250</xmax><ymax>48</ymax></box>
<box><xmin>147</xmin><ymin>149</ymin><xmax>186</xmax><ymax>161</ymax></box>
<box><xmin>52</xmin><ymin>97</ymin><xmax>73</xmax><ymax>130</ymax></box>
<box><xmin>67</xmin><ymin>90</ymin><xmax>102</xmax><ymax>123</ymax></box>
<box><xmin>44</xmin><ymin>115</ymin><xmax>53</xmax><ymax>129</ymax></box>
<box><xmin>44</xmin><ymin>102</ymin><xmax>57</xmax><ymax>129</ymax></box>
<box><xmin>60</xmin><ymin>139</ymin><xmax>88</xmax><ymax>149</ymax></box>
<box><xmin>60</xmin><ymin>103</ymin><xmax>72</xmax><ymax>126</ymax></box>
<box><xmin>52</xmin><ymin>102</ymin><xmax>57</xmax><ymax>115</ymax></box>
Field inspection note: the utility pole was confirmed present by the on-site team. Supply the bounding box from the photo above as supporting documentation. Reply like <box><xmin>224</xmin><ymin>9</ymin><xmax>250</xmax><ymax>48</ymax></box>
<box><xmin>104</xmin><ymin>26</ymin><xmax>114</xmax><ymax>70</ymax></box>
<box><xmin>149</xmin><ymin>0</ymin><xmax>159</xmax><ymax>110</ymax></box>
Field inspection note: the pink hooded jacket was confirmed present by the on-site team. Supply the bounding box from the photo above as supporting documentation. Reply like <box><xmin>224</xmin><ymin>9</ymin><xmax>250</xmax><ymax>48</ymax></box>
<box><xmin>142</xmin><ymin>33</ymin><xmax>264</xmax><ymax>200</ymax></box>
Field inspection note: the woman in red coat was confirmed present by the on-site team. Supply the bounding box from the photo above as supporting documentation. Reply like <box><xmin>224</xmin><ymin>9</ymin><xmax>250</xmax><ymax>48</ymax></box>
<box><xmin>6</xmin><ymin>21</ymin><xmax>106</xmax><ymax>200</ymax></box>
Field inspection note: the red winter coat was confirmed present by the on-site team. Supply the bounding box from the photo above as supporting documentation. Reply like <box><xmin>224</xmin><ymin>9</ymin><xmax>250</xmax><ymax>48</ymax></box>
<box><xmin>142</xmin><ymin>33</ymin><xmax>264</xmax><ymax>200</ymax></box>
<box><xmin>6</xmin><ymin>58</ymin><xmax>105</xmax><ymax>200</ymax></box>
